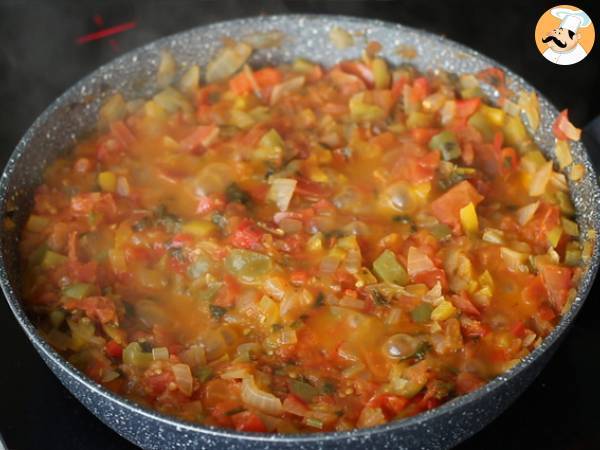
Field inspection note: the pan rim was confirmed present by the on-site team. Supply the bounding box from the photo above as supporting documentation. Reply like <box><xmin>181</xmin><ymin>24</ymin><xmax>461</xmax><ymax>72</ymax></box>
<box><xmin>1</xmin><ymin>12</ymin><xmax>599</xmax><ymax>444</ymax></box>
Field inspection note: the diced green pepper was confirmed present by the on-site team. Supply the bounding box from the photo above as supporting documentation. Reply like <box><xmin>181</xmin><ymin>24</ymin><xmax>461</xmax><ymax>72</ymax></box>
<box><xmin>26</xmin><ymin>215</ymin><xmax>49</xmax><ymax>233</ymax></box>
<box><xmin>122</xmin><ymin>342</ymin><xmax>153</xmax><ymax>367</ymax></box>
<box><xmin>41</xmin><ymin>250</ymin><xmax>68</xmax><ymax>269</ymax></box>
<box><xmin>209</xmin><ymin>304</ymin><xmax>227</xmax><ymax>320</ymax></box>
<box><xmin>373</xmin><ymin>249</ymin><xmax>408</xmax><ymax>286</ymax></box>
<box><xmin>225</xmin><ymin>183</ymin><xmax>252</xmax><ymax>205</ymax></box>
<box><xmin>428</xmin><ymin>223</ymin><xmax>452</xmax><ymax>240</ymax></box>
<box><xmin>292</xmin><ymin>58</ymin><xmax>316</xmax><ymax>74</ymax></box>
<box><xmin>289</xmin><ymin>379</ymin><xmax>319</xmax><ymax>402</ymax></box>
<box><xmin>49</xmin><ymin>310</ymin><xmax>65</xmax><ymax>328</ymax></box>
<box><xmin>468</xmin><ymin>111</ymin><xmax>494</xmax><ymax>141</ymax></box>
<box><xmin>194</xmin><ymin>366</ymin><xmax>214</xmax><ymax>382</ymax></box>
<box><xmin>564</xmin><ymin>241</ymin><xmax>582</xmax><ymax>267</ymax></box>
<box><xmin>411</xmin><ymin>303</ymin><xmax>433</xmax><ymax>323</ymax></box>
<box><xmin>429</xmin><ymin>130</ymin><xmax>461</xmax><ymax>160</ymax></box>
<box><xmin>225</xmin><ymin>249</ymin><xmax>272</xmax><ymax>282</ymax></box>
<box><xmin>63</xmin><ymin>283</ymin><xmax>93</xmax><ymax>300</ymax></box>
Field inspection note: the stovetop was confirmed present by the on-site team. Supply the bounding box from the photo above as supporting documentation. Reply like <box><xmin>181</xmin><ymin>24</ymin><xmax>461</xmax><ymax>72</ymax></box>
<box><xmin>1</xmin><ymin>1</ymin><xmax>599</xmax><ymax>449</ymax></box>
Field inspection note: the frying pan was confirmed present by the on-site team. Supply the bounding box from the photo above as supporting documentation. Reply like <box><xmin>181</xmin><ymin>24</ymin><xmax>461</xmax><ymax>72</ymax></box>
<box><xmin>1</xmin><ymin>15</ymin><xmax>599</xmax><ymax>450</ymax></box>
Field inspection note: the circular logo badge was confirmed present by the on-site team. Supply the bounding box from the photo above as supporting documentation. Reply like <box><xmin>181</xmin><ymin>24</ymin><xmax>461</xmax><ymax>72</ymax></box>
<box><xmin>535</xmin><ymin>5</ymin><xmax>595</xmax><ymax>65</ymax></box>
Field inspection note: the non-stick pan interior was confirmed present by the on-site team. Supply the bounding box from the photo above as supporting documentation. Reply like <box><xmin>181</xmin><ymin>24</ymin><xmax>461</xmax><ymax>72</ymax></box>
<box><xmin>0</xmin><ymin>14</ymin><xmax>599</xmax><ymax>448</ymax></box>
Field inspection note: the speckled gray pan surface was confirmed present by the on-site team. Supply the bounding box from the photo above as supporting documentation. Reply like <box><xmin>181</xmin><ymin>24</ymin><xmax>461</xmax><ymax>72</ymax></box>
<box><xmin>1</xmin><ymin>14</ymin><xmax>599</xmax><ymax>450</ymax></box>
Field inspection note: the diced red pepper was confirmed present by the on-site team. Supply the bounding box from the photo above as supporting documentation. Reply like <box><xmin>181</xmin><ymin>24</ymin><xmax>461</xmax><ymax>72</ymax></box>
<box><xmin>231</xmin><ymin>411</ymin><xmax>268</xmax><ymax>432</ymax></box>
<box><xmin>105</xmin><ymin>340</ymin><xmax>123</xmax><ymax>359</ymax></box>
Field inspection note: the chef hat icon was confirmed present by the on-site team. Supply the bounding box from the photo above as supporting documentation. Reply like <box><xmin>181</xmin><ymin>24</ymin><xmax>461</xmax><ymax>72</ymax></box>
<box><xmin>551</xmin><ymin>7</ymin><xmax>592</xmax><ymax>33</ymax></box>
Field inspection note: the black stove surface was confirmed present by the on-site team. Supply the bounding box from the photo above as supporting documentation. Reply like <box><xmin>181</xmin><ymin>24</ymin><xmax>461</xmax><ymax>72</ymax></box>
<box><xmin>1</xmin><ymin>1</ymin><xmax>599</xmax><ymax>449</ymax></box>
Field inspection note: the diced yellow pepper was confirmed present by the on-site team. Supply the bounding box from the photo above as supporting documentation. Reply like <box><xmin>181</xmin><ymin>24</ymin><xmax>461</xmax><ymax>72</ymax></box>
<box><xmin>547</xmin><ymin>226</ymin><xmax>563</xmax><ymax>248</ymax></box>
<box><xmin>258</xmin><ymin>295</ymin><xmax>280</xmax><ymax>327</ymax></box>
<box><xmin>144</xmin><ymin>100</ymin><xmax>167</xmax><ymax>119</ymax></box>
<box><xmin>26</xmin><ymin>215</ymin><xmax>49</xmax><ymax>233</ymax></box>
<box><xmin>412</xmin><ymin>182</ymin><xmax>431</xmax><ymax>201</ymax></box>
<box><xmin>307</xmin><ymin>233</ymin><xmax>323</xmax><ymax>252</ymax></box>
<box><xmin>478</xmin><ymin>270</ymin><xmax>494</xmax><ymax>293</ymax></box>
<box><xmin>233</xmin><ymin>95</ymin><xmax>248</xmax><ymax>110</ymax></box>
<box><xmin>459</xmin><ymin>202</ymin><xmax>479</xmax><ymax>234</ymax></box>
<box><xmin>406</xmin><ymin>111</ymin><xmax>435</xmax><ymax>129</ymax></box>
<box><xmin>561</xmin><ymin>217</ymin><xmax>579</xmax><ymax>237</ymax></box>
<box><xmin>182</xmin><ymin>220</ymin><xmax>216</xmax><ymax>237</ymax></box>
<box><xmin>41</xmin><ymin>250</ymin><xmax>67</xmax><ymax>269</ymax></box>
<box><xmin>372</xmin><ymin>58</ymin><xmax>391</xmax><ymax>89</ymax></box>
<box><xmin>98</xmin><ymin>171</ymin><xmax>117</xmax><ymax>192</ymax></box>
<box><xmin>354</xmin><ymin>267</ymin><xmax>377</xmax><ymax>287</ymax></box>
<box><xmin>336</xmin><ymin>235</ymin><xmax>359</xmax><ymax>251</ymax></box>
<box><xmin>430</xmin><ymin>300</ymin><xmax>457</xmax><ymax>321</ymax></box>
<box><xmin>308</xmin><ymin>167</ymin><xmax>329</xmax><ymax>183</ymax></box>
<box><xmin>569</xmin><ymin>163</ymin><xmax>585</xmax><ymax>181</ymax></box>
<box><xmin>480</xmin><ymin>104</ymin><xmax>505</xmax><ymax>127</ymax></box>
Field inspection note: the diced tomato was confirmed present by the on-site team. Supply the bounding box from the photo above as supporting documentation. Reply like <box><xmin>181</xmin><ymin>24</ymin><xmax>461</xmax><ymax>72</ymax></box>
<box><xmin>369</xmin><ymin>131</ymin><xmax>396</xmax><ymax>150</ymax></box>
<box><xmin>551</xmin><ymin>109</ymin><xmax>581</xmax><ymax>141</ymax></box>
<box><xmin>539</xmin><ymin>264</ymin><xmax>572</xmax><ymax>312</ymax></box>
<box><xmin>455</xmin><ymin>98</ymin><xmax>481</xmax><ymax>118</ymax></box>
<box><xmin>295</xmin><ymin>178</ymin><xmax>331</xmax><ymax>198</ymax></box>
<box><xmin>230</xmin><ymin>219</ymin><xmax>264</xmax><ymax>250</ymax></box>
<box><xmin>455</xmin><ymin>372</ymin><xmax>485</xmax><ymax>395</ymax></box>
<box><xmin>110</xmin><ymin>120</ymin><xmax>136</xmax><ymax>148</ymax></box>
<box><xmin>180</xmin><ymin>124</ymin><xmax>219</xmax><ymax>152</ymax></box>
<box><xmin>231</xmin><ymin>411</ymin><xmax>267</xmax><ymax>432</ymax></box>
<box><xmin>63</xmin><ymin>296</ymin><xmax>117</xmax><ymax>324</ymax></box>
<box><xmin>538</xmin><ymin>304</ymin><xmax>557</xmax><ymax>321</ymax></box>
<box><xmin>410</xmin><ymin>128</ymin><xmax>440</xmax><ymax>145</ymax></box>
<box><xmin>105</xmin><ymin>340</ymin><xmax>123</xmax><ymax>359</ymax></box>
<box><xmin>74</xmin><ymin>157</ymin><xmax>93</xmax><ymax>173</ymax></box>
<box><xmin>413</xmin><ymin>268</ymin><xmax>448</xmax><ymax>290</ymax></box>
<box><xmin>71</xmin><ymin>192</ymin><xmax>118</xmax><ymax>220</ymax></box>
<box><xmin>144</xmin><ymin>371</ymin><xmax>174</xmax><ymax>397</ymax></box>
<box><xmin>510</xmin><ymin>320</ymin><xmax>526</xmax><ymax>338</ymax></box>
<box><xmin>460</xmin><ymin>318</ymin><xmax>489</xmax><ymax>338</ymax></box>
<box><xmin>339</xmin><ymin>61</ymin><xmax>374</xmax><ymax>88</ymax></box>
<box><xmin>390</xmin><ymin>76</ymin><xmax>408</xmax><ymax>101</ymax></box>
<box><xmin>522</xmin><ymin>275</ymin><xmax>547</xmax><ymax>307</ymax></box>
<box><xmin>450</xmin><ymin>293</ymin><xmax>481</xmax><ymax>317</ymax></box>
<box><xmin>229</xmin><ymin>67</ymin><xmax>284</xmax><ymax>95</ymax></box>
<box><xmin>411</xmin><ymin>77</ymin><xmax>430</xmax><ymax>102</ymax></box>
<box><xmin>213</xmin><ymin>274</ymin><xmax>240</xmax><ymax>308</ymax></box>
<box><xmin>68</xmin><ymin>260</ymin><xmax>98</xmax><ymax>284</ymax></box>
<box><xmin>367</xmin><ymin>393</ymin><xmax>409</xmax><ymax>417</ymax></box>
<box><xmin>196</xmin><ymin>195</ymin><xmax>225</xmax><ymax>215</ymax></box>
<box><xmin>498</xmin><ymin>147</ymin><xmax>519</xmax><ymax>175</ymax></box>
<box><xmin>170</xmin><ymin>233</ymin><xmax>195</xmax><ymax>248</ymax></box>
<box><xmin>430</xmin><ymin>180</ymin><xmax>484</xmax><ymax>230</ymax></box>
<box><xmin>290</xmin><ymin>270</ymin><xmax>309</xmax><ymax>286</ymax></box>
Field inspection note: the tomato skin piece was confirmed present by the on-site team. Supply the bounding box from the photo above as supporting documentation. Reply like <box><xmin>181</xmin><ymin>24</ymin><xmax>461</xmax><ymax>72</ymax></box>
<box><xmin>430</xmin><ymin>180</ymin><xmax>483</xmax><ymax>231</ymax></box>
<box><xmin>231</xmin><ymin>411</ymin><xmax>268</xmax><ymax>432</ymax></box>
<box><xmin>539</xmin><ymin>264</ymin><xmax>573</xmax><ymax>312</ymax></box>
<box><xmin>105</xmin><ymin>340</ymin><xmax>123</xmax><ymax>359</ymax></box>
<box><xmin>455</xmin><ymin>98</ymin><xmax>481</xmax><ymax>118</ymax></box>
<box><xmin>552</xmin><ymin>110</ymin><xmax>569</xmax><ymax>140</ymax></box>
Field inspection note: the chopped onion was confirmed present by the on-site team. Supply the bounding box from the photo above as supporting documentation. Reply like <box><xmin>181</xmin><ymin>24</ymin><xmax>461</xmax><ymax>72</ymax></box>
<box><xmin>569</xmin><ymin>163</ymin><xmax>585</xmax><ymax>181</ymax></box>
<box><xmin>283</xmin><ymin>396</ymin><xmax>310</xmax><ymax>416</ymax></box>
<box><xmin>101</xmin><ymin>369</ymin><xmax>121</xmax><ymax>383</ymax></box>
<box><xmin>516</xmin><ymin>201</ymin><xmax>539</xmax><ymax>225</ymax></box>
<box><xmin>268</xmin><ymin>178</ymin><xmax>297</xmax><ymax>211</ymax></box>
<box><xmin>179</xmin><ymin>344</ymin><xmax>206</xmax><ymax>368</ymax></box>
<box><xmin>279</xmin><ymin>218</ymin><xmax>303</xmax><ymax>234</ymax></box>
<box><xmin>384</xmin><ymin>307</ymin><xmax>403</xmax><ymax>325</ymax></box>
<box><xmin>178</xmin><ymin>65</ymin><xmax>200</xmax><ymax>97</ymax></box>
<box><xmin>341</xmin><ymin>361</ymin><xmax>365</xmax><ymax>378</ymax></box>
<box><xmin>555</xmin><ymin>140</ymin><xmax>572</xmax><ymax>169</ymax></box>
<box><xmin>329</xmin><ymin>27</ymin><xmax>354</xmax><ymax>49</ymax></box>
<box><xmin>241</xmin><ymin>376</ymin><xmax>283</xmax><ymax>415</ymax></box>
<box><xmin>116</xmin><ymin>176</ymin><xmax>130</xmax><ymax>197</ymax></box>
<box><xmin>343</xmin><ymin>249</ymin><xmax>362</xmax><ymax>274</ymax></box>
<box><xmin>99</xmin><ymin>93</ymin><xmax>126</xmax><ymax>127</ymax></box>
<box><xmin>221</xmin><ymin>366</ymin><xmax>251</xmax><ymax>380</ymax></box>
<box><xmin>236</xmin><ymin>342</ymin><xmax>261</xmax><ymax>359</ymax></box>
<box><xmin>422</xmin><ymin>92</ymin><xmax>446</xmax><ymax>112</ymax></box>
<box><xmin>502</xmin><ymin>99</ymin><xmax>520</xmax><ymax>117</ymax></box>
<box><xmin>557</xmin><ymin>113</ymin><xmax>582</xmax><ymax>141</ymax></box>
<box><xmin>339</xmin><ymin>295</ymin><xmax>365</xmax><ymax>310</ymax></box>
<box><xmin>320</xmin><ymin>254</ymin><xmax>341</xmax><ymax>273</ymax></box>
<box><xmin>482</xmin><ymin>227</ymin><xmax>505</xmax><ymax>244</ymax></box>
<box><xmin>440</xmin><ymin>100</ymin><xmax>456</xmax><ymax>125</ymax></box>
<box><xmin>203</xmin><ymin>330</ymin><xmax>227</xmax><ymax>361</ymax></box>
<box><xmin>242</xmin><ymin>30</ymin><xmax>284</xmax><ymax>49</ymax></box>
<box><xmin>550</xmin><ymin>172</ymin><xmax>568</xmax><ymax>191</ymax></box>
<box><xmin>407</xmin><ymin>246</ymin><xmax>435</xmax><ymax>277</ymax></box>
<box><xmin>518</xmin><ymin>90</ymin><xmax>540</xmax><ymax>131</ymax></box>
<box><xmin>172</xmin><ymin>363</ymin><xmax>193</xmax><ymax>396</ymax></box>
<box><xmin>270</xmin><ymin>76</ymin><xmax>305</xmax><ymax>105</ymax></box>
<box><xmin>206</xmin><ymin>42</ymin><xmax>252</xmax><ymax>83</ymax></box>
<box><xmin>459</xmin><ymin>74</ymin><xmax>479</xmax><ymax>90</ymax></box>
<box><xmin>383</xmin><ymin>333</ymin><xmax>420</xmax><ymax>359</ymax></box>
<box><xmin>500</xmin><ymin>247</ymin><xmax>529</xmax><ymax>272</ymax></box>
<box><xmin>157</xmin><ymin>49</ymin><xmax>177</xmax><ymax>88</ymax></box>
<box><xmin>528</xmin><ymin>161</ymin><xmax>553</xmax><ymax>196</ymax></box>
<box><xmin>152</xmin><ymin>346</ymin><xmax>169</xmax><ymax>361</ymax></box>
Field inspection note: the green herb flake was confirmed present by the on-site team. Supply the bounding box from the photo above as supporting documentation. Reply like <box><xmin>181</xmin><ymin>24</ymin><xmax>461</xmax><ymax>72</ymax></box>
<box><xmin>314</xmin><ymin>292</ymin><xmax>325</xmax><ymax>307</ymax></box>
<box><xmin>290</xmin><ymin>379</ymin><xmax>319</xmax><ymax>402</ymax></box>
<box><xmin>225</xmin><ymin>183</ymin><xmax>251</xmax><ymax>205</ymax></box>
<box><xmin>195</xmin><ymin>366</ymin><xmax>214</xmax><ymax>382</ymax></box>
<box><xmin>209</xmin><ymin>304</ymin><xmax>227</xmax><ymax>320</ymax></box>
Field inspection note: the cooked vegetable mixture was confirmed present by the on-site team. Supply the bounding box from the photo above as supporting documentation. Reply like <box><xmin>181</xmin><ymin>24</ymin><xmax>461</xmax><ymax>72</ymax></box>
<box><xmin>20</xmin><ymin>42</ymin><xmax>590</xmax><ymax>433</ymax></box>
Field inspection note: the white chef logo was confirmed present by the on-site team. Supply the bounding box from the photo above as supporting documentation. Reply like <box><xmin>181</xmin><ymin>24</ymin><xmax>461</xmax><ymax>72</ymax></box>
<box><xmin>538</xmin><ymin>6</ymin><xmax>594</xmax><ymax>65</ymax></box>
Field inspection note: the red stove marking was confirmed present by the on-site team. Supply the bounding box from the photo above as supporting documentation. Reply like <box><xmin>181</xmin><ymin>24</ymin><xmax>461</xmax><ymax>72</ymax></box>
<box><xmin>76</xmin><ymin>21</ymin><xmax>136</xmax><ymax>45</ymax></box>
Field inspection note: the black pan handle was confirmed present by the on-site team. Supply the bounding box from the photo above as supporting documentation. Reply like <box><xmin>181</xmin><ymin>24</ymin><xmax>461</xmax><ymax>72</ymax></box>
<box><xmin>583</xmin><ymin>116</ymin><xmax>600</xmax><ymax>173</ymax></box>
